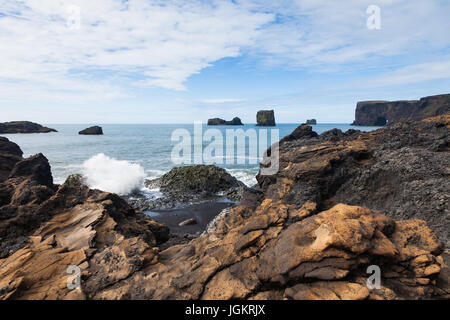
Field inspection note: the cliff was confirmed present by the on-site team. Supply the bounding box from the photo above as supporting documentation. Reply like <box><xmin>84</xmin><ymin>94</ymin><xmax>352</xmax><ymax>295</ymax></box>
<box><xmin>352</xmin><ymin>94</ymin><xmax>450</xmax><ymax>126</ymax></box>
<box><xmin>0</xmin><ymin>121</ymin><xmax>57</xmax><ymax>134</ymax></box>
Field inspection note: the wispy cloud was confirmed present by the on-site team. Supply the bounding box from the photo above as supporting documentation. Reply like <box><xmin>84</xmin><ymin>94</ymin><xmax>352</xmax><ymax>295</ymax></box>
<box><xmin>0</xmin><ymin>0</ymin><xmax>449</xmax><ymax>107</ymax></box>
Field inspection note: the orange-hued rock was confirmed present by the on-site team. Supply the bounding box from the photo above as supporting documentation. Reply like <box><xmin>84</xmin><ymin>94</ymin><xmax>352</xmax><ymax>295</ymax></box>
<box><xmin>91</xmin><ymin>202</ymin><xmax>445</xmax><ymax>300</ymax></box>
<box><xmin>1</xmin><ymin>116</ymin><xmax>448</xmax><ymax>300</ymax></box>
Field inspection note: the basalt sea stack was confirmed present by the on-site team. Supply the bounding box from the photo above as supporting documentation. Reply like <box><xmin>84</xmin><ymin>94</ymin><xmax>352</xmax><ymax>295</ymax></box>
<box><xmin>79</xmin><ymin>126</ymin><xmax>103</xmax><ymax>135</ymax></box>
<box><xmin>207</xmin><ymin>117</ymin><xmax>243</xmax><ymax>126</ymax></box>
<box><xmin>256</xmin><ymin>110</ymin><xmax>276</xmax><ymax>126</ymax></box>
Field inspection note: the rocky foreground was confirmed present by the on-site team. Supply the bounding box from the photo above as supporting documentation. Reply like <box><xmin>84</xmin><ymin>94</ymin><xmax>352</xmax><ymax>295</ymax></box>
<box><xmin>0</xmin><ymin>116</ymin><xmax>449</xmax><ymax>300</ymax></box>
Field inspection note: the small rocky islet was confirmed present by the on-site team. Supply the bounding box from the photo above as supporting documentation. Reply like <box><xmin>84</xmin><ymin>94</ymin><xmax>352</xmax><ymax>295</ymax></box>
<box><xmin>0</xmin><ymin>109</ymin><xmax>448</xmax><ymax>300</ymax></box>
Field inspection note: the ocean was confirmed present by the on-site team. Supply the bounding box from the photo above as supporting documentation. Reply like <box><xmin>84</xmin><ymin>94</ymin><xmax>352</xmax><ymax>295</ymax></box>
<box><xmin>1</xmin><ymin>123</ymin><xmax>380</xmax><ymax>195</ymax></box>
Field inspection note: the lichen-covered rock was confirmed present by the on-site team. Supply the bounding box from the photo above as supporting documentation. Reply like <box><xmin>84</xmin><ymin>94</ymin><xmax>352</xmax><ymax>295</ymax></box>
<box><xmin>79</xmin><ymin>126</ymin><xmax>103</xmax><ymax>135</ymax></box>
<box><xmin>256</xmin><ymin>110</ymin><xmax>276</xmax><ymax>126</ymax></box>
<box><xmin>64</xmin><ymin>174</ymin><xmax>85</xmax><ymax>187</ymax></box>
<box><xmin>0</xmin><ymin>121</ymin><xmax>57</xmax><ymax>134</ymax></box>
<box><xmin>138</xmin><ymin>165</ymin><xmax>246</xmax><ymax>210</ymax></box>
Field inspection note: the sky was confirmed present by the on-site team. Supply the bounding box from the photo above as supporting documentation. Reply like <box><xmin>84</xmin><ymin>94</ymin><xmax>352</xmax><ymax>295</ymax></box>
<box><xmin>0</xmin><ymin>0</ymin><xmax>449</xmax><ymax>124</ymax></box>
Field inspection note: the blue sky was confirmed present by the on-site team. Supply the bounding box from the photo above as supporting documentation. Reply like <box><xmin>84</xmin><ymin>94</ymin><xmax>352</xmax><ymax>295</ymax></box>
<box><xmin>1</xmin><ymin>0</ymin><xmax>450</xmax><ymax>123</ymax></box>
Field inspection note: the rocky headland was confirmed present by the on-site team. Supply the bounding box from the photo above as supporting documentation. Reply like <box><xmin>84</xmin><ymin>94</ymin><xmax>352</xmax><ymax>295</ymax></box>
<box><xmin>207</xmin><ymin>117</ymin><xmax>243</xmax><ymax>126</ymax></box>
<box><xmin>0</xmin><ymin>115</ymin><xmax>449</xmax><ymax>300</ymax></box>
<box><xmin>79</xmin><ymin>126</ymin><xmax>103</xmax><ymax>135</ymax></box>
<box><xmin>352</xmin><ymin>94</ymin><xmax>450</xmax><ymax>126</ymax></box>
<box><xmin>0</xmin><ymin>121</ymin><xmax>57</xmax><ymax>134</ymax></box>
<box><xmin>256</xmin><ymin>110</ymin><xmax>276</xmax><ymax>126</ymax></box>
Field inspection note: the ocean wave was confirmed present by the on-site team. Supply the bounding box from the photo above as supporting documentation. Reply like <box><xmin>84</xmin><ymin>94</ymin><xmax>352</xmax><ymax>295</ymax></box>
<box><xmin>81</xmin><ymin>153</ymin><xmax>146</xmax><ymax>195</ymax></box>
<box><xmin>226</xmin><ymin>168</ymin><xmax>258</xmax><ymax>187</ymax></box>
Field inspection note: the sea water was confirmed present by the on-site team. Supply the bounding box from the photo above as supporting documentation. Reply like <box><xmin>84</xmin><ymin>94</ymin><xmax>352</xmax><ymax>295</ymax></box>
<box><xmin>1</xmin><ymin>123</ymin><xmax>380</xmax><ymax>195</ymax></box>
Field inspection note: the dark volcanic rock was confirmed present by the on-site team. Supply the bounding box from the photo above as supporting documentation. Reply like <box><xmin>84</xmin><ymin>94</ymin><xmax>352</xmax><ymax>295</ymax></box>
<box><xmin>352</xmin><ymin>94</ymin><xmax>450</xmax><ymax>126</ymax></box>
<box><xmin>137</xmin><ymin>165</ymin><xmax>246</xmax><ymax>210</ymax></box>
<box><xmin>256</xmin><ymin>110</ymin><xmax>276</xmax><ymax>126</ymax></box>
<box><xmin>0</xmin><ymin>116</ymin><xmax>448</xmax><ymax>300</ymax></box>
<box><xmin>208</xmin><ymin>117</ymin><xmax>243</xmax><ymax>125</ymax></box>
<box><xmin>258</xmin><ymin>114</ymin><xmax>450</xmax><ymax>248</ymax></box>
<box><xmin>306</xmin><ymin>119</ymin><xmax>317</xmax><ymax>125</ymax></box>
<box><xmin>0</xmin><ymin>121</ymin><xmax>57</xmax><ymax>134</ymax></box>
<box><xmin>0</xmin><ymin>137</ymin><xmax>23</xmax><ymax>182</ymax></box>
<box><xmin>79</xmin><ymin>126</ymin><xmax>103</xmax><ymax>135</ymax></box>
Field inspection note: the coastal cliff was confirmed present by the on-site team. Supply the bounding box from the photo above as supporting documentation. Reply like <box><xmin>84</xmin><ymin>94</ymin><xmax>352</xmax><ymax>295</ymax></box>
<box><xmin>0</xmin><ymin>116</ymin><xmax>449</xmax><ymax>300</ymax></box>
<box><xmin>352</xmin><ymin>94</ymin><xmax>450</xmax><ymax>126</ymax></box>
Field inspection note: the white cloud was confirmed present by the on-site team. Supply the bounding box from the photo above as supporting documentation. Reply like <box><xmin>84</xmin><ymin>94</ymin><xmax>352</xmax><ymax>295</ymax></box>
<box><xmin>201</xmin><ymin>98</ymin><xmax>245</xmax><ymax>104</ymax></box>
<box><xmin>0</xmin><ymin>0</ymin><xmax>449</xmax><ymax>105</ymax></box>
<box><xmin>0</xmin><ymin>0</ymin><xmax>272</xmax><ymax>100</ymax></box>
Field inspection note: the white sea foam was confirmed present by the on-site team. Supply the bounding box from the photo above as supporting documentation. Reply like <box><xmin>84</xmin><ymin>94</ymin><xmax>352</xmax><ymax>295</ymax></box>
<box><xmin>226</xmin><ymin>168</ymin><xmax>258</xmax><ymax>187</ymax></box>
<box><xmin>81</xmin><ymin>153</ymin><xmax>145</xmax><ymax>195</ymax></box>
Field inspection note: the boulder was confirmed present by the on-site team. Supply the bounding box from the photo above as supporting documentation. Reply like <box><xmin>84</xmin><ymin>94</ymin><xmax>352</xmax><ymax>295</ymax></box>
<box><xmin>352</xmin><ymin>94</ymin><xmax>450</xmax><ymax>126</ymax></box>
<box><xmin>79</xmin><ymin>126</ymin><xmax>103</xmax><ymax>135</ymax></box>
<box><xmin>139</xmin><ymin>165</ymin><xmax>245</xmax><ymax>210</ymax></box>
<box><xmin>0</xmin><ymin>121</ymin><xmax>57</xmax><ymax>134</ymax></box>
<box><xmin>207</xmin><ymin>117</ymin><xmax>243</xmax><ymax>125</ymax></box>
<box><xmin>256</xmin><ymin>110</ymin><xmax>276</xmax><ymax>126</ymax></box>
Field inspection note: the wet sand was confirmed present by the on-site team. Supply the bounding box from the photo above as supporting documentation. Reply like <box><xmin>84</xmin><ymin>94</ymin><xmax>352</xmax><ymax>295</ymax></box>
<box><xmin>145</xmin><ymin>200</ymin><xmax>235</xmax><ymax>235</ymax></box>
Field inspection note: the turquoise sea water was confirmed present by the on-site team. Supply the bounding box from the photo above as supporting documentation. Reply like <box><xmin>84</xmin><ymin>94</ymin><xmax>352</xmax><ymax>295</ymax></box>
<box><xmin>1</xmin><ymin>123</ymin><xmax>381</xmax><ymax>190</ymax></box>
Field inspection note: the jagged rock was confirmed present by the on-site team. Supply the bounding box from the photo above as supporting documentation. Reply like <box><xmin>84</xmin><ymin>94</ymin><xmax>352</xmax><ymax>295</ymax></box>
<box><xmin>0</xmin><ymin>121</ymin><xmax>57</xmax><ymax>134</ymax></box>
<box><xmin>258</xmin><ymin>114</ymin><xmax>450</xmax><ymax>248</ymax></box>
<box><xmin>352</xmin><ymin>94</ymin><xmax>450</xmax><ymax>126</ymax></box>
<box><xmin>207</xmin><ymin>117</ymin><xmax>243</xmax><ymax>125</ymax></box>
<box><xmin>0</xmin><ymin>143</ymin><xmax>169</xmax><ymax>298</ymax></box>
<box><xmin>92</xmin><ymin>202</ymin><xmax>445</xmax><ymax>300</ymax></box>
<box><xmin>79</xmin><ymin>126</ymin><xmax>103</xmax><ymax>135</ymax></box>
<box><xmin>0</xmin><ymin>137</ymin><xmax>23</xmax><ymax>182</ymax></box>
<box><xmin>256</xmin><ymin>110</ymin><xmax>276</xmax><ymax>126</ymax></box>
<box><xmin>0</xmin><ymin>115</ymin><xmax>448</xmax><ymax>300</ymax></box>
<box><xmin>64</xmin><ymin>174</ymin><xmax>85</xmax><ymax>187</ymax></box>
<box><xmin>306</xmin><ymin>119</ymin><xmax>317</xmax><ymax>125</ymax></box>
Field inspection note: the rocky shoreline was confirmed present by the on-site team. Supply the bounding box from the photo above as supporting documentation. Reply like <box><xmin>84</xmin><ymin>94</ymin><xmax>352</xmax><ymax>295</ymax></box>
<box><xmin>0</xmin><ymin>115</ymin><xmax>448</xmax><ymax>300</ymax></box>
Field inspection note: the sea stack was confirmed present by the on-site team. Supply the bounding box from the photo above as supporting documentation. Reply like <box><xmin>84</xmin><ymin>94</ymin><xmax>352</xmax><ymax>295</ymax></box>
<box><xmin>0</xmin><ymin>121</ymin><xmax>57</xmax><ymax>134</ymax></box>
<box><xmin>207</xmin><ymin>117</ymin><xmax>243</xmax><ymax>125</ymax></box>
<box><xmin>79</xmin><ymin>126</ymin><xmax>103</xmax><ymax>135</ymax></box>
<box><xmin>256</xmin><ymin>110</ymin><xmax>276</xmax><ymax>126</ymax></box>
